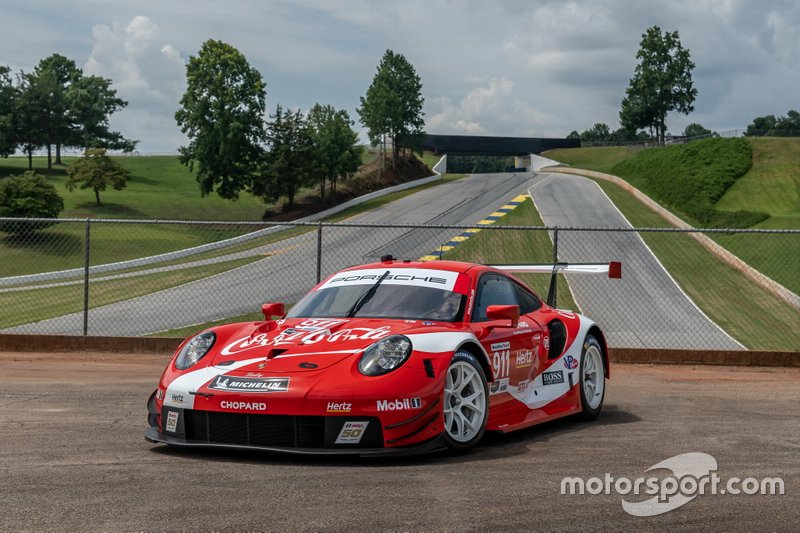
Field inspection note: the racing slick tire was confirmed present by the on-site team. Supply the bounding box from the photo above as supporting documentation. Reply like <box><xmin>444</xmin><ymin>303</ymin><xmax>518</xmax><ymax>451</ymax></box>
<box><xmin>578</xmin><ymin>335</ymin><xmax>606</xmax><ymax>420</ymax></box>
<box><xmin>443</xmin><ymin>351</ymin><xmax>489</xmax><ymax>453</ymax></box>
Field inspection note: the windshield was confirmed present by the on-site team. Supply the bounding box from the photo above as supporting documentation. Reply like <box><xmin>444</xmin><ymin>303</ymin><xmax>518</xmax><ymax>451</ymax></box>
<box><xmin>287</xmin><ymin>283</ymin><xmax>466</xmax><ymax>322</ymax></box>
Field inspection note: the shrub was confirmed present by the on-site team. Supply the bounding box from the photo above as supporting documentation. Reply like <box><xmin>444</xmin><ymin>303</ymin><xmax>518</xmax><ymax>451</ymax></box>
<box><xmin>0</xmin><ymin>171</ymin><xmax>64</xmax><ymax>234</ymax></box>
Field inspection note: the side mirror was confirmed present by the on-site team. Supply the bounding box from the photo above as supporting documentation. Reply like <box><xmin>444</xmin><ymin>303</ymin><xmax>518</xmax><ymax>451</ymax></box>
<box><xmin>261</xmin><ymin>302</ymin><xmax>285</xmax><ymax>320</ymax></box>
<box><xmin>486</xmin><ymin>304</ymin><xmax>519</xmax><ymax>329</ymax></box>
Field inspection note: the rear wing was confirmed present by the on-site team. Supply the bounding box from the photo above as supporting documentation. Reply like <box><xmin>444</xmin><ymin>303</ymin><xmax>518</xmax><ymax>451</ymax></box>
<box><xmin>491</xmin><ymin>261</ymin><xmax>622</xmax><ymax>308</ymax></box>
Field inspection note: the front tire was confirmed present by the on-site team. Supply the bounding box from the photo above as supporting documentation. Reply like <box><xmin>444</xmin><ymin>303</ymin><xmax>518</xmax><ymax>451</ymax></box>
<box><xmin>579</xmin><ymin>335</ymin><xmax>606</xmax><ymax>420</ymax></box>
<box><xmin>443</xmin><ymin>351</ymin><xmax>489</xmax><ymax>453</ymax></box>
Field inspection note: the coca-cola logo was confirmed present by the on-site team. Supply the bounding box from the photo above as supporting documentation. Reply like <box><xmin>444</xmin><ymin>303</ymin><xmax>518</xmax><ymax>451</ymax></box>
<box><xmin>221</xmin><ymin>319</ymin><xmax>392</xmax><ymax>355</ymax></box>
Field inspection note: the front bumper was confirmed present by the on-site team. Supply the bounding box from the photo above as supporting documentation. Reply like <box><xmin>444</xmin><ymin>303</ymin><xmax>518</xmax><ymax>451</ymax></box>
<box><xmin>144</xmin><ymin>426</ymin><xmax>446</xmax><ymax>457</ymax></box>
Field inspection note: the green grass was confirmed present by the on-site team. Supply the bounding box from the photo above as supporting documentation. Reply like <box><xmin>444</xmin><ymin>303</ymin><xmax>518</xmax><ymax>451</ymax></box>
<box><xmin>609</xmin><ymin>138</ymin><xmax>763</xmax><ymax>227</ymax></box>
<box><xmin>543</xmin><ymin>139</ymin><xmax>800</xmax><ymax>295</ymax></box>
<box><xmin>0</xmin><ymin>153</ymin><xmax>465</xmax><ymax>280</ymax></box>
<box><xmin>0</xmin><ymin>156</ymin><xmax>271</xmax><ymax>220</ymax></box>
<box><xmin>0</xmin><ymin>256</ymin><xmax>259</xmax><ymax>329</ymax></box>
<box><xmin>442</xmin><ymin>199</ymin><xmax>579</xmax><ymax>311</ymax></box>
<box><xmin>592</xmin><ymin>178</ymin><xmax>800</xmax><ymax>351</ymax></box>
<box><xmin>543</xmin><ymin>146</ymin><xmax>634</xmax><ymax>174</ymax></box>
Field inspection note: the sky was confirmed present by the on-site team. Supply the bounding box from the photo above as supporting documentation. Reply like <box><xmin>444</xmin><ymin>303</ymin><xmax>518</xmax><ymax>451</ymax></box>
<box><xmin>1</xmin><ymin>0</ymin><xmax>797</xmax><ymax>152</ymax></box>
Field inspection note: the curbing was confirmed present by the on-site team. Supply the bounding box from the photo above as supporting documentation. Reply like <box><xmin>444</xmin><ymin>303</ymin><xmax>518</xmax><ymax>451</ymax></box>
<box><xmin>0</xmin><ymin>334</ymin><xmax>796</xmax><ymax>366</ymax></box>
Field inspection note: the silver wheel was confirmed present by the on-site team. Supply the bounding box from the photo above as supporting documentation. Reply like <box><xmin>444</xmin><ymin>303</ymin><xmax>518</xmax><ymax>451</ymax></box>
<box><xmin>582</xmin><ymin>342</ymin><xmax>605</xmax><ymax>410</ymax></box>
<box><xmin>444</xmin><ymin>360</ymin><xmax>487</xmax><ymax>443</ymax></box>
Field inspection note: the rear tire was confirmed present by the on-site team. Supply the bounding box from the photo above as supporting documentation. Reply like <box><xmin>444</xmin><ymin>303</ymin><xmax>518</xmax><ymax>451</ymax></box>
<box><xmin>578</xmin><ymin>335</ymin><xmax>605</xmax><ymax>420</ymax></box>
<box><xmin>443</xmin><ymin>351</ymin><xmax>489</xmax><ymax>453</ymax></box>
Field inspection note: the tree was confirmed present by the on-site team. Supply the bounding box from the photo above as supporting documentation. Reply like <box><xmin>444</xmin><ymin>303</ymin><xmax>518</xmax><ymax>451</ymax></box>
<box><xmin>14</xmin><ymin>70</ymin><xmax>50</xmax><ymax>171</ymax></box>
<box><xmin>683</xmin><ymin>123</ymin><xmax>713</xmax><ymax>137</ymax></box>
<box><xmin>358</xmin><ymin>49</ymin><xmax>425</xmax><ymax>170</ymax></box>
<box><xmin>67</xmin><ymin>74</ymin><xmax>136</xmax><ymax>153</ymax></box>
<box><xmin>566</xmin><ymin>130</ymin><xmax>580</xmax><ymax>140</ymax></box>
<box><xmin>175</xmin><ymin>39</ymin><xmax>266</xmax><ymax>200</ymax></box>
<box><xmin>745</xmin><ymin>110</ymin><xmax>800</xmax><ymax>136</ymax></box>
<box><xmin>620</xmin><ymin>26</ymin><xmax>697</xmax><ymax>145</ymax></box>
<box><xmin>34</xmin><ymin>54</ymin><xmax>81</xmax><ymax>166</ymax></box>
<box><xmin>65</xmin><ymin>148</ymin><xmax>128</xmax><ymax>206</ymax></box>
<box><xmin>256</xmin><ymin>105</ymin><xmax>316</xmax><ymax>211</ymax></box>
<box><xmin>307</xmin><ymin>103</ymin><xmax>362</xmax><ymax>201</ymax></box>
<box><xmin>0</xmin><ymin>171</ymin><xmax>64</xmax><ymax>234</ymax></box>
<box><xmin>580</xmin><ymin>123</ymin><xmax>612</xmax><ymax>142</ymax></box>
<box><xmin>0</xmin><ymin>66</ymin><xmax>18</xmax><ymax>157</ymax></box>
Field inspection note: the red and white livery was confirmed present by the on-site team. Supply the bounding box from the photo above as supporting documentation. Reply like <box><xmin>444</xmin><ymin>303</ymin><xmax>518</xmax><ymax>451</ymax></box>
<box><xmin>146</xmin><ymin>258</ymin><xmax>621</xmax><ymax>455</ymax></box>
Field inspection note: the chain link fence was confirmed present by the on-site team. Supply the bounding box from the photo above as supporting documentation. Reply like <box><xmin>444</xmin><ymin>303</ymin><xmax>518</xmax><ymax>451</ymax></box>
<box><xmin>1</xmin><ymin>217</ymin><xmax>798</xmax><ymax>351</ymax></box>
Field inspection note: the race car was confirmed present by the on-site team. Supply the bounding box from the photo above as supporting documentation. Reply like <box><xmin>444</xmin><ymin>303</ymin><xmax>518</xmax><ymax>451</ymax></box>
<box><xmin>146</xmin><ymin>257</ymin><xmax>621</xmax><ymax>455</ymax></box>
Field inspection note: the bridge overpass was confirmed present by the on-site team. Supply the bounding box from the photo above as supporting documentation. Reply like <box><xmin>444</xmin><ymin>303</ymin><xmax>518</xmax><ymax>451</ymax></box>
<box><xmin>420</xmin><ymin>134</ymin><xmax>579</xmax><ymax>171</ymax></box>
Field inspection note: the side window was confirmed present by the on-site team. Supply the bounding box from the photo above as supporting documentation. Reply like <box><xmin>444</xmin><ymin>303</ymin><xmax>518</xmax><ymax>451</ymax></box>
<box><xmin>512</xmin><ymin>281</ymin><xmax>542</xmax><ymax>314</ymax></box>
<box><xmin>473</xmin><ymin>274</ymin><xmax>517</xmax><ymax>322</ymax></box>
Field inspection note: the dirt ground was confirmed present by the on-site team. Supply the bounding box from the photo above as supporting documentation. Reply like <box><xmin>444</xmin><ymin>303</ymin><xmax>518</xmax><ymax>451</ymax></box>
<box><xmin>0</xmin><ymin>352</ymin><xmax>798</xmax><ymax>531</ymax></box>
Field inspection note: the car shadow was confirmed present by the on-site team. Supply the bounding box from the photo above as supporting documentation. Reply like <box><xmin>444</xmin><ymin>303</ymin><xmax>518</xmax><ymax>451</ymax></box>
<box><xmin>148</xmin><ymin>404</ymin><xmax>640</xmax><ymax>467</ymax></box>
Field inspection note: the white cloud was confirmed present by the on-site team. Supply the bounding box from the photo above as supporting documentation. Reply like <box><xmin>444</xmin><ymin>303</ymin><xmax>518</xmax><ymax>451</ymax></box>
<box><xmin>426</xmin><ymin>78</ymin><xmax>559</xmax><ymax>136</ymax></box>
<box><xmin>84</xmin><ymin>16</ymin><xmax>186</xmax><ymax>151</ymax></box>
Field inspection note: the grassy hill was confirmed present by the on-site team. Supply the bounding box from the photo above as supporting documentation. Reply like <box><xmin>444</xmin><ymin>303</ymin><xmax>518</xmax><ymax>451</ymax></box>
<box><xmin>544</xmin><ymin>137</ymin><xmax>800</xmax><ymax>230</ymax></box>
<box><xmin>0</xmin><ymin>156</ymin><xmax>271</xmax><ymax>221</ymax></box>
<box><xmin>543</xmin><ymin>137</ymin><xmax>800</xmax><ymax>295</ymax></box>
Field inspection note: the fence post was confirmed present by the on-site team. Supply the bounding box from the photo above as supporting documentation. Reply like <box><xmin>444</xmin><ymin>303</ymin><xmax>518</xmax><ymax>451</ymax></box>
<box><xmin>82</xmin><ymin>218</ymin><xmax>91</xmax><ymax>336</ymax></box>
<box><xmin>316</xmin><ymin>222</ymin><xmax>323</xmax><ymax>283</ymax></box>
<box><xmin>551</xmin><ymin>227</ymin><xmax>559</xmax><ymax>308</ymax></box>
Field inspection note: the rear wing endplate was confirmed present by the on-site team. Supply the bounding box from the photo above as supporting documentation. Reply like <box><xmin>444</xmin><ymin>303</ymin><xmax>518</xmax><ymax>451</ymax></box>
<box><xmin>491</xmin><ymin>261</ymin><xmax>621</xmax><ymax>307</ymax></box>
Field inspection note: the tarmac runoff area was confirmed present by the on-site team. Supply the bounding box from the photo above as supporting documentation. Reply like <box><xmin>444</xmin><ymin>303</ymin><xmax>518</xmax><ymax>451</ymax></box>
<box><xmin>0</xmin><ymin>351</ymin><xmax>797</xmax><ymax>531</ymax></box>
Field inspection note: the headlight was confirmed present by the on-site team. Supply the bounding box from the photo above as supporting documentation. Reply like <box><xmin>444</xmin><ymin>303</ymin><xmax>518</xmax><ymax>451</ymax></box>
<box><xmin>358</xmin><ymin>335</ymin><xmax>412</xmax><ymax>376</ymax></box>
<box><xmin>175</xmin><ymin>331</ymin><xmax>216</xmax><ymax>370</ymax></box>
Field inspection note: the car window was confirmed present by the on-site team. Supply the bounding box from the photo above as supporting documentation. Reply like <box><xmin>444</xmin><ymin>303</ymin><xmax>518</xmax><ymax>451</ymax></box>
<box><xmin>512</xmin><ymin>280</ymin><xmax>542</xmax><ymax>314</ymax></box>
<box><xmin>473</xmin><ymin>274</ymin><xmax>517</xmax><ymax>322</ymax></box>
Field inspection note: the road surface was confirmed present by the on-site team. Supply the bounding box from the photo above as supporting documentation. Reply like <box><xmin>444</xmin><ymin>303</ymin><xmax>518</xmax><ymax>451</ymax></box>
<box><xmin>529</xmin><ymin>171</ymin><xmax>742</xmax><ymax>350</ymax></box>
<box><xmin>1</xmin><ymin>351</ymin><xmax>796</xmax><ymax>531</ymax></box>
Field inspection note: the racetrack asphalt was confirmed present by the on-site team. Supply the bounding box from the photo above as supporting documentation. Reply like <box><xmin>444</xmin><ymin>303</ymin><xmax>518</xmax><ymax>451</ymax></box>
<box><xmin>6</xmin><ymin>172</ymin><xmax>535</xmax><ymax>337</ymax></box>
<box><xmin>528</xmin><ymin>172</ymin><xmax>743</xmax><ymax>350</ymax></box>
<box><xmin>0</xmin><ymin>352</ymin><xmax>797</xmax><ymax>531</ymax></box>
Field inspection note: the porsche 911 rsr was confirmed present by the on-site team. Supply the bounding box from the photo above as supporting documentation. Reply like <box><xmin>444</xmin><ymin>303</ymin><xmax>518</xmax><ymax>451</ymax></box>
<box><xmin>146</xmin><ymin>258</ymin><xmax>620</xmax><ymax>455</ymax></box>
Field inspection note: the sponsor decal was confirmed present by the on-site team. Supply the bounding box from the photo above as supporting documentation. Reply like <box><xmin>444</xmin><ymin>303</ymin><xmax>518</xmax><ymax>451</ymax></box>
<box><xmin>515</xmin><ymin>350</ymin><xmax>533</xmax><ymax>368</ymax></box>
<box><xmin>422</xmin><ymin>321</ymin><xmax>435</xmax><ymax>326</ymax></box>
<box><xmin>220</xmin><ymin>401</ymin><xmax>267</xmax><ymax>411</ymax></box>
<box><xmin>209</xmin><ymin>376</ymin><xmax>290</xmax><ymax>393</ymax></box>
<box><xmin>517</xmin><ymin>321</ymin><xmax>530</xmax><ymax>329</ymax></box>
<box><xmin>165</xmin><ymin>410</ymin><xmax>179</xmax><ymax>433</ymax></box>
<box><xmin>170</xmin><ymin>393</ymin><xmax>184</xmax><ymax>404</ymax></box>
<box><xmin>517</xmin><ymin>380</ymin><xmax>530</xmax><ymax>392</ymax></box>
<box><xmin>335</xmin><ymin>421</ymin><xmax>370</xmax><ymax>444</ymax></box>
<box><xmin>404</xmin><ymin>320</ymin><xmax>417</xmax><ymax>323</ymax></box>
<box><xmin>376</xmin><ymin>397</ymin><xmax>422</xmax><ymax>411</ymax></box>
<box><xmin>543</xmin><ymin>334</ymin><xmax>550</xmax><ymax>351</ymax></box>
<box><xmin>490</xmin><ymin>377</ymin><xmax>509</xmax><ymax>395</ymax></box>
<box><xmin>491</xmin><ymin>341</ymin><xmax>511</xmax><ymax>351</ymax></box>
<box><xmin>245</xmin><ymin>372</ymin><xmax>263</xmax><ymax>377</ymax></box>
<box><xmin>221</xmin><ymin>319</ymin><xmax>392</xmax><ymax>355</ymax></box>
<box><xmin>564</xmin><ymin>355</ymin><xmax>579</xmax><ymax>370</ymax></box>
<box><xmin>327</xmin><ymin>401</ymin><xmax>352</xmax><ymax>413</ymax></box>
<box><xmin>542</xmin><ymin>370</ymin><xmax>565</xmax><ymax>386</ymax></box>
<box><xmin>257</xmin><ymin>363</ymin><xmax>267</xmax><ymax>369</ymax></box>
<box><xmin>156</xmin><ymin>389</ymin><xmax>164</xmax><ymax>401</ymax></box>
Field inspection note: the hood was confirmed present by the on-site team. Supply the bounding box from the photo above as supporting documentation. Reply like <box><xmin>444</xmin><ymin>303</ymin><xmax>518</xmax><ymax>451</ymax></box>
<box><xmin>207</xmin><ymin>317</ymin><xmax>451</xmax><ymax>373</ymax></box>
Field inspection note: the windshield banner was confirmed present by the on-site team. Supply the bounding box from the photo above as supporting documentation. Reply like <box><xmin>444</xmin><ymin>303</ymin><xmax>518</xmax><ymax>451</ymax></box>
<box><xmin>319</xmin><ymin>268</ymin><xmax>468</xmax><ymax>294</ymax></box>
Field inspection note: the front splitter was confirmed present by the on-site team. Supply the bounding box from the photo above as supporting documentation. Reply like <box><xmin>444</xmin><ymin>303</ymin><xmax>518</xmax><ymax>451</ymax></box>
<box><xmin>145</xmin><ymin>427</ymin><xmax>447</xmax><ymax>457</ymax></box>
